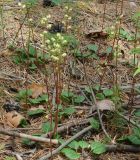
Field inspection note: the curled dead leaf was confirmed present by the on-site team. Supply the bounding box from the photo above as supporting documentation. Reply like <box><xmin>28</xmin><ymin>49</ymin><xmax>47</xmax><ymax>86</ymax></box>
<box><xmin>5</xmin><ymin>111</ymin><xmax>26</xmax><ymax>128</ymax></box>
<box><xmin>97</xmin><ymin>99</ymin><xmax>115</xmax><ymax>111</ymax></box>
<box><xmin>28</xmin><ymin>83</ymin><xmax>47</xmax><ymax>99</ymax></box>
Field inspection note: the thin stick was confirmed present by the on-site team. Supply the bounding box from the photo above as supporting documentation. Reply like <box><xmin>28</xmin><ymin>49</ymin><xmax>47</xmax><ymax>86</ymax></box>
<box><xmin>0</xmin><ymin>128</ymin><xmax>58</xmax><ymax>144</ymax></box>
<box><xmin>38</xmin><ymin>125</ymin><xmax>92</xmax><ymax>160</ymax></box>
<box><xmin>106</xmin><ymin>144</ymin><xmax>140</xmax><ymax>153</ymax></box>
<box><xmin>116</xmin><ymin>111</ymin><xmax>140</xmax><ymax>128</ymax></box>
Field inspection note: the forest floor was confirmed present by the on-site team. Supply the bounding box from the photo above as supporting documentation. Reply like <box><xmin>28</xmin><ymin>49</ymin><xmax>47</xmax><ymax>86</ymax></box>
<box><xmin>0</xmin><ymin>0</ymin><xmax>140</xmax><ymax>160</ymax></box>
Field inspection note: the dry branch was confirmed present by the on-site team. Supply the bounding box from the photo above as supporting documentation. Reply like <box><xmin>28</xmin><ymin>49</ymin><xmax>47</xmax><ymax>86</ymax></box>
<box><xmin>0</xmin><ymin>128</ymin><xmax>58</xmax><ymax>144</ymax></box>
<box><xmin>39</xmin><ymin>125</ymin><xmax>93</xmax><ymax>160</ymax></box>
<box><xmin>106</xmin><ymin>144</ymin><xmax>140</xmax><ymax>153</ymax></box>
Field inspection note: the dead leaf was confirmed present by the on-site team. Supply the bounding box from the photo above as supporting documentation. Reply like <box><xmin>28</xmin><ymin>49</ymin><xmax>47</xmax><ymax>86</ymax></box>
<box><xmin>85</xmin><ymin>30</ymin><xmax>108</xmax><ymax>39</ymax></box>
<box><xmin>28</xmin><ymin>83</ymin><xmax>47</xmax><ymax>99</ymax></box>
<box><xmin>97</xmin><ymin>99</ymin><xmax>115</xmax><ymax>111</ymax></box>
<box><xmin>5</xmin><ymin>111</ymin><xmax>25</xmax><ymax>128</ymax></box>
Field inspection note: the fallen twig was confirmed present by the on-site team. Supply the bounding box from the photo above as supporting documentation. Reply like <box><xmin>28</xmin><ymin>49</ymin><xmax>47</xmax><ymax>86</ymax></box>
<box><xmin>106</xmin><ymin>144</ymin><xmax>140</xmax><ymax>153</ymax></box>
<box><xmin>42</xmin><ymin>118</ymin><xmax>90</xmax><ymax>138</ymax></box>
<box><xmin>0</xmin><ymin>128</ymin><xmax>58</xmax><ymax>144</ymax></box>
<box><xmin>38</xmin><ymin>125</ymin><xmax>93</xmax><ymax>160</ymax></box>
<box><xmin>116</xmin><ymin>111</ymin><xmax>140</xmax><ymax>128</ymax></box>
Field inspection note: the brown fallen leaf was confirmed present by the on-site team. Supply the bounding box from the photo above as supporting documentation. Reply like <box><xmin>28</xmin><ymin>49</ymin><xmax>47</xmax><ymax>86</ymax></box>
<box><xmin>28</xmin><ymin>83</ymin><xmax>47</xmax><ymax>99</ymax></box>
<box><xmin>5</xmin><ymin>111</ymin><xmax>26</xmax><ymax>128</ymax></box>
<box><xmin>85</xmin><ymin>30</ymin><xmax>108</xmax><ymax>39</ymax></box>
<box><xmin>97</xmin><ymin>99</ymin><xmax>115</xmax><ymax>111</ymax></box>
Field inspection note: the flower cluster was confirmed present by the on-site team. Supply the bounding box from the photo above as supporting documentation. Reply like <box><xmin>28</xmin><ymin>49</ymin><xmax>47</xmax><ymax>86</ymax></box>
<box><xmin>40</xmin><ymin>31</ymin><xmax>67</xmax><ymax>62</ymax></box>
<box><xmin>62</xmin><ymin>6</ymin><xmax>73</xmax><ymax>31</ymax></box>
<box><xmin>40</xmin><ymin>15</ymin><xmax>52</xmax><ymax>30</ymax></box>
<box><xmin>18</xmin><ymin>2</ymin><xmax>26</xmax><ymax>9</ymax></box>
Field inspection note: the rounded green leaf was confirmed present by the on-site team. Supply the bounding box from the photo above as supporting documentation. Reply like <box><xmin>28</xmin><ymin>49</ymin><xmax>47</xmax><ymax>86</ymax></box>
<box><xmin>61</xmin><ymin>148</ymin><xmax>80</xmax><ymax>160</ymax></box>
<box><xmin>90</xmin><ymin>141</ymin><xmax>106</xmax><ymax>154</ymax></box>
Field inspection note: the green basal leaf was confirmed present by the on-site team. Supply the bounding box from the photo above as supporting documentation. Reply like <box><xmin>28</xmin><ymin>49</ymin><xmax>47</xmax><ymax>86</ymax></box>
<box><xmin>63</xmin><ymin>107</ymin><xmax>76</xmax><ymax>115</ymax></box>
<box><xmin>96</xmin><ymin>93</ymin><xmax>105</xmax><ymax>100</ymax></box>
<box><xmin>89</xmin><ymin>118</ymin><xmax>100</xmax><ymax>131</ymax></box>
<box><xmin>79</xmin><ymin>141</ymin><xmax>89</xmax><ymax>149</ymax></box>
<box><xmin>20</xmin><ymin>119</ymin><xmax>28</xmax><ymax>127</ymax></box>
<box><xmin>22</xmin><ymin>138</ymin><xmax>36</xmax><ymax>148</ymax></box>
<box><xmin>103</xmin><ymin>89</ymin><xmax>113</xmax><ymax>97</ymax></box>
<box><xmin>127</xmin><ymin>135</ymin><xmax>140</xmax><ymax>145</ymax></box>
<box><xmin>4</xmin><ymin>156</ymin><xmax>16</xmax><ymax>160</ymax></box>
<box><xmin>61</xmin><ymin>148</ymin><xmax>80</xmax><ymax>160</ymax></box>
<box><xmin>134</xmin><ymin>109</ymin><xmax>140</xmax><ymax>117</ymax></box>
<box><xmin>87</xmin><ymin>44</ymin><xmax>98</xmax><ymax>52</ymax></box>
<box><xmin>130</xmin><ymin>47</ymin><xmax>140</xmax><ymax>55</ymax></box>
<box><xmin>68</xmin><ymin>141</ymin><xmax>79</xmax><ymax>150</ymax></box>
<box><xmin>27</xmin><ymin>109</ymin><xmax>45</xmax><ymax>117</ymax></box>
<box><xmin>90</xmin><ymin>141</ymin><xmax>106</xmax><ymax>154</ymax></box>
<box><xmin>17</xmin><ymin>89</ymin><xmax>32</xmax><ymax>99</ymax></box>
<box><xmin>42</xmin><ymin>121</ymin><xmax>55</xmax><ymax>133</ymax></box>
<box><xmin>134</xmin><ymin>67</ymin><xmax>140</xmax><ymax>77</ymax></box>
<box><xmin>74</xmin><ymin>95</ymin><xmax>85</xmax><ymax>104</ymax></box>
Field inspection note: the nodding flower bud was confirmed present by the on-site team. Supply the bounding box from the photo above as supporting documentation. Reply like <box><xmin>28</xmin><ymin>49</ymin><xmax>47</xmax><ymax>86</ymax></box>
<box><xmin>56</xmin><ymin>33</ymin><xmax>61</xmax><ymax>37</ymax></box>
<box><xmin>55</xmin><ymin>43</ymin><xmax>61</xmax><ymax>48</ymax></box>
<box><xmin>62</xmin><ymin>53</ymin><xmax>67</xmax><ymax>57</ymax></box>
<box><xmin>51</xmin><ymin>37</ymin><xmax>55</xmax><ymax>42</ymax></box>
<box><xmin>69</xmin><ymin>8</ymin><xmax>72</xmax><ymax>11</ymax></box>
<box><xmin>46</xmin><ymin>15</ymin><xmax>51</xmax><ymax>19</ymax></box>
<box><xmin>43</xmin><ymin>31</ymin><xmax>48</xmax><ymax>35</ymax></box>
<box><xmin>47</xmin><ymin>24</ymin><xmax>52</xmax><ymax>29</ymax></box>
<box><xmin>51</xmin><ymin>55</ymin><xmax>59</xmax><ymax>61</ymax></box>
<box><xmin>40</xmin><ymin>33</ymin><xmax>43</xmax><ymax>37</ymax></box>
<box><xmin>64</xmin><ymin>14</ymin><xmax>69</xmax><ymax>18</ymax></box>
<box><xmin>64</xmin><ymin>6</ymin><xmax>69</xmax><ymax>10</ymax></box>
<box><xmin>62</xmin><ymin>40</ymin><xmax>67</xmax><ymax>44</ymax></box>
<box><xmin>46</xmin><ymin>40</ymin><xmax>51</xmax><ymax>44</ymax></box>
<box><xmin>28</xmin><ymin>18</ymin><xmax>33</xmax><ymax>22</ymax></box>
<box><xmin>18</xmin><ymin>2</ymin><xmax>22</xmax><ymax>6</ymax></box>
<box><xmin>22</xmin><ymin>4</ymin><xmax>26</xmax><ymax>9</ymax></box>
<box><xmin>120</xmin><ymin>14</ymin><xmax>123</xmax><ymax>19</ymax></box>
<box><xmin>67</xmin><ymin>26</ymin><xmax>71</xmax><ymax>29</ymax></box>
<box><xmin>68</xmin><ymin>17</ymin><xmax>72</xmax><ymax>20</ymax></box>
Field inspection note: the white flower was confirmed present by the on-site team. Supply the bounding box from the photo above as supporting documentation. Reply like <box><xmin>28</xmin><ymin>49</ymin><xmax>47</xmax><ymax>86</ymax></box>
<box><xmin>46</xmin><ymin>40</ymin><xmax>51</xmax><ymax>44</ymax></box>
<box><xmin>51</xmin><ymin>37</ymin><xmax>55</xmax><ymax>42</ymax></box>
<box><xmin>46</xmin><ymin>15</ymin><xmax>51</xmax><ymax>19</ymax></box>
<box><xmin>40</xmin><ymin>34</ymin><xmax>44</xmax><ymax>37</ymax></box>
<box><xmin>64</xmin><ymin>14</ymin><xmax>69</xmax><ymax>18</ymax></box>
<box><xmin>65</xmin><ymin>6</ymin><xmax>69</xmax><ymax>10</ymax></box>
<box><xmin>51</xmin><ymin>55</ymin><xmax>59</xmax><ymax>61</ymax></box>
<box><xmin>56</xmin><ymin>33</ymin><xmax>61</xmax><ymax>37</ymax></box>
<box><xmin>18</xmin><ymin>2</ymin><xmax>22</xmax><ymax>6</ymax></box>
<box><xmin>22</xmin><ymin>4</ymin><xmax>26</xmax><ymax>9</ymax></box>
<box><xmin>41</xmin><ymin>45</ymin><xmax>45</xmax><ymax>48</ymax></box>
<box><xmin>43</xmin><ymin>31</ymin><xmax>48</xmax><ymax>35</ymax></box>
<box><xmin>42</xmin><ymin>17</ymin><xmax>47</xmax><ymax>21</ymax></box>
<box><xmin>67</xmin><ymin>26</ymin><xmax>71</xmax><ymax>29</ymax></box>
<box><xmin>47</xmin><ymin>24</ymin><xmax>52</xmax><ymax>29</ymax></box>
<box><xmin>62</xmin><ymin>53</ymin><xmax>67</xmax><ymax>57</ymax></box>
<box><xmin>62</xmin><ymin>40</ymin><xmax>67</xmax><ymax>44</ymax></box>
<box><xmin>68</xmin><ymin>17</ymin><xmax>72</xmax><ymax>20</ymax></box>
<box><xmin>55</xmin><ymin>43</ymin><xmax>61</xmax><ymax>48</ymax></box>
<box><xmin>29</xmin><ymin>18</ymin><xmax>33</xmax><ymax>22</ymax></box>
<box><xmin>69</xmin><ymin>8</ymin><xmax>72</xmax><ymax>11</ymax></box>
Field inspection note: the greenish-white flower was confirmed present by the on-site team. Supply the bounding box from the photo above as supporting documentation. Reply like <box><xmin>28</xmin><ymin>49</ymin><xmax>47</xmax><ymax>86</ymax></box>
<box><xmin>47</xmin><ymin>24</ymin><xmax>52</xmax><ymax>29</ymax></box>
<box><xmin>51</xmin><ymin>55</ymin><xmax>59</xmax><ymax>61</ymax></box>
<box><xmin>62</xmin><ymin>53</ymin><xmax>67</xmax><ymax>57</ymax></box>
<box><xmin>43</xmin><ymin>31</ymin><xmax>48</xmax><ymax>35</ymax></box>
<box><xmin>22</xmin><ymin>4</ymin><xmax>26</xmax><ymax>9</ymax></box>
<box><xmin>46</xmin><ymin>15</ymin><xmax>51</xmax><ymax>19</ymax></box>
<box><xmin>46</xmin><ymin>40</ymin><xmax>51</xmax><ymax>44</ymax></box>
<box><xmin>18</xmin><ymin>2</ymin><xmax>22</xmax><ymax>6</ymax></box>
<box><xmin>51</xmin><ymin>37</ymin><xmax>56</xmax><ymax>42</ymax></box>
